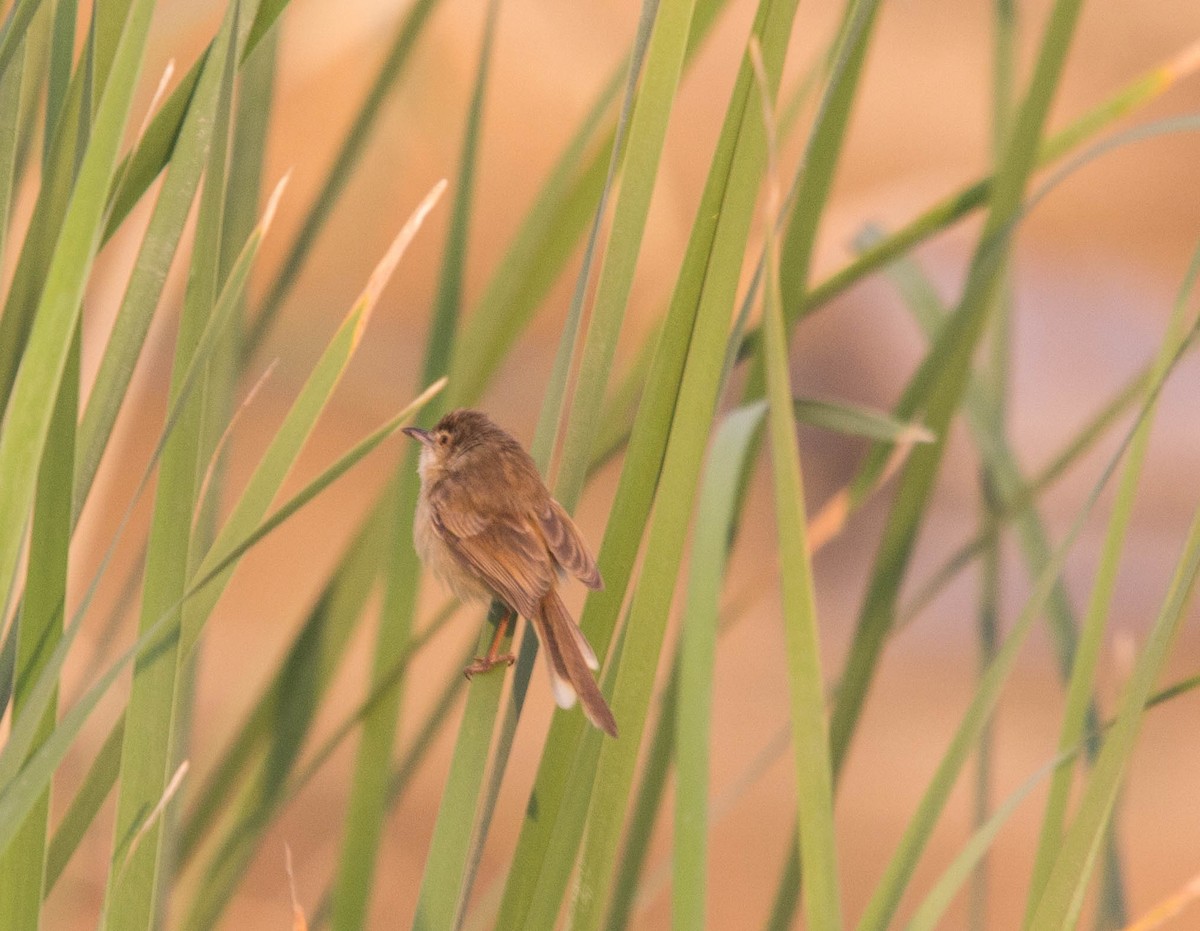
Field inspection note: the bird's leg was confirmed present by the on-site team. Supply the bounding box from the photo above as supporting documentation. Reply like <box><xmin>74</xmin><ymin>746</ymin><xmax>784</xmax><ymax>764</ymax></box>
<box><xmin>463</xmin><ymin>603</ymin><xmax>517</xmax><ymax>679</ymax></box>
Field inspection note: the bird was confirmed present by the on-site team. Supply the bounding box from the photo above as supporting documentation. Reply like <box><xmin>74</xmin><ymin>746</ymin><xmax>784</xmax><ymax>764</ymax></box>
<box><xmin>403</xmin><ymin>408</ymin><xmax>618</xmax><ymax>737</ymax></box>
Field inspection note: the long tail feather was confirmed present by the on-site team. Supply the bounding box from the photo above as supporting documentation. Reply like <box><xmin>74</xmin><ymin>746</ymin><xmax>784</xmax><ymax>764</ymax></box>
<box><xmin>537</xmin><ymin>591</ymin><xmax>617</xmax><ymax>737</ymax></box>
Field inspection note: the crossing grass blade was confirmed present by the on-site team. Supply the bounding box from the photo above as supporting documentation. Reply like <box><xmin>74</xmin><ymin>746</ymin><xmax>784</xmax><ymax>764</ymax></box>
<box><xmin>854</xmin><ymin>301</ymin><xmax>1200</xmax><ymax>931</ymax></box>
<box><xmin>904</xmin><ymin>673</ymin><xmax>1200</xmax><ymax>931</ymax></box>
<box><xmin>1025</xmin><ymin>297</ymin><xmax>1200</xmax><ymax>929</ymax></box>
<box><xmin>827</xmin><ymin>0</ymin><xmax>1088</xmax><ymax>809</ymax></box>
<box><xmin>177</xmin><ymin>509</ymin><xmax>385</xmax><ymax>872</ymax></box>
<box><xmin>0</xmin><ymin>0</ymin><xmax>155</xmax><ymax>621</ymax></box>
<box><xmin>753</xmin><ymin>39</ymin><xmax>841</xmax><ymax>929</ymax></box>
<box><xmin>1023</xmin><ymin>245</ymin><xmax>1200</xmax><ymax>925</ymax></box>
<box><xmin>449</xmin><ymin>0</ymin><xmax>733</xmax><ymax>407</ymax></box>
<box><xmin>73</xmin><ymin>0</ymin><xmax>243</xmax><ymax>522</ymax></box>
<box><xmin>0</xmin><ymin>370</ymin><xmax>445</xmax><ymax>876</ymax></box>
<box><xmin>102</xmin><ymin>11</ymin><xmax>242</xmax><ymax>921</ymax></box>
<box><xmin>1028</xmin><ymin>503</ymin><xmax>1200</xmax><ymax>929</ymax></box>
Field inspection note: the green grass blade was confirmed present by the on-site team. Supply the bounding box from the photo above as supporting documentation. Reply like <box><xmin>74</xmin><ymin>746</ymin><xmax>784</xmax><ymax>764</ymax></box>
<box><xmin>0</xmin><ymin>20</ymin><xmax>25</xmax><ymax>268</ymax></box>
<box><xmin>43</xmin><ymin>709</ymin><xmax>124</xmax><ymax>894</ymax></box>
<box><xmin>607</xmin><ymin>625</ymin><xmax>674</xmax><ymax>931</ymax></box>
<box><xmin>245</xmin><ymin>0</ymin><xmax>440</xmax><ymax>353</ymax></box>
<box><xmin>0</xmin><ymin>37</ymin><xmax>86</xmax><ymax>419</ymax></box>
<box><xmin>43</xmin><ymin>0</ymin><xmax>76</xmax><ymax>157</ymax></box>
<box><xmin>0</xmin><ymin>0</ymin><xmax>155</xmax><ymax>698</ymax></box>
<box><xmin>674</xmin><ymin>402</ymin><xmax>765</xmax><ymax>928</ymax></box>
<box><xmin>792</xmin><ymin>398</ymin><xmax>933</xmax><ymax>443</ymax></box>
<box><xmin>102</xmin><ymin>0</ymin><xmax>286</xmax><ymax>235</ymax></box>
<box><xmin>552</xmin><ymin>0</ymin><xmax>696</xmax><ymax>508</ymax></box>
<box><xmin>101</xmin><ymin>13</ymin><xmax>240</xmax><ymax>921</ymax></box>
<box><xmin>0</xmin><ymin>334</ymin><xmax>77</xmax><ymax>927</ymax></box>
<box><xmin>0</xmin><ymin>0</ymin><xmax>44</xmax><ymax>86</ymax></box>
<box><xmin>74</xmin><ymin>0</ymin><xmax>241</xmax><ymax>523</ymax></box>
<box><xmin>755</xmin><ymin>47</ymin><xmax>841</xmax><ymax>926</ymax></box>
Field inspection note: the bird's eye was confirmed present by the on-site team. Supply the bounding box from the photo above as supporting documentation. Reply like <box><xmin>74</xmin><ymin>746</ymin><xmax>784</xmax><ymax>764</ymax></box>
<box><xmin>437</xmin><ymin>433</ymin><xmax>449</xmax><ymax>446</ymax></box>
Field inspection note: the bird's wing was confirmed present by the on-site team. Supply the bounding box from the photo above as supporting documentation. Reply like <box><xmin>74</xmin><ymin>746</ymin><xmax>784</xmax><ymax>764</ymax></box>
<box><xmin>536</xmin><ymin>498</ymin><xmax>602</xmax><ymax>590</ymax></box>
<box><xmin>428</xmin><ymin>477</ymin><xmax>554</xmax><ymax>619</ymax></box>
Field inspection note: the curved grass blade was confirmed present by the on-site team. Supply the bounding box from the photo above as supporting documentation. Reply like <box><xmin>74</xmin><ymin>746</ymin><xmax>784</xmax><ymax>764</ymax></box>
<box><xmin>674</xmin><ymin>401</ymin><xmax>765</xmax><ymax>928</ymax></box>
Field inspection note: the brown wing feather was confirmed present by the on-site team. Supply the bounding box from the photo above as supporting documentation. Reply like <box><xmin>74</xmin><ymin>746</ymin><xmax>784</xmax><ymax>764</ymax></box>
<box><xmin>429</xmin><ymin>478</ymin><xmax>553</xmax><ymax>619</ymax></box>
<box><xmin>537</xmin><ymin>499</ymin><xmax>602</xmax><ymax>590</ymax></box>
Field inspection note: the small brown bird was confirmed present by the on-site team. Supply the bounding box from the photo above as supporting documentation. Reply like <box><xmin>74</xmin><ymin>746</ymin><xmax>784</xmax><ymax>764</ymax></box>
<box><xmin>403</xmin><ymin>409</ymin><xmax>618</xmax><ymax>737</ymax></box>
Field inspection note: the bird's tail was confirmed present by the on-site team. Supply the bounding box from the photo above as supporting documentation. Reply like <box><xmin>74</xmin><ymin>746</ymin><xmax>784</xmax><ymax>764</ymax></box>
<box><xmin>531</xmin><ymin>590</ymin><xmax>618</xmax><ymax>737</ymax></box>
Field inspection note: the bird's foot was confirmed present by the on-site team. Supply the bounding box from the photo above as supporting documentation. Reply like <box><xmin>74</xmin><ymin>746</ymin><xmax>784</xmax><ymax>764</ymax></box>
<box><xmin>463</xmin><ymin>653</ymin><xmax>516</xmax><ymax>679</ymax></box>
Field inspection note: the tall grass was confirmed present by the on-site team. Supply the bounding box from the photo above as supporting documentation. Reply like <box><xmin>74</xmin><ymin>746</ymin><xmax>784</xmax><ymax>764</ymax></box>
<box><xmin>0</xmin><ymin>0</ymin><xmax>1197</xmax><ymax>928</ymax></box>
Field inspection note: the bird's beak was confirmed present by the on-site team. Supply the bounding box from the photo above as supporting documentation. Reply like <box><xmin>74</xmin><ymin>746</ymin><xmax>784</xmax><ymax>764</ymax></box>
<box><xmin>402</xmin><ymin>426</ymin><xmax>435</xmax><ymax>446</ymax></box>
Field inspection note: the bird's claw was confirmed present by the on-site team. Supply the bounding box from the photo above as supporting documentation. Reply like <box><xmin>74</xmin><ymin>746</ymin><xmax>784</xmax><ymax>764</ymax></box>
<box><xmin>463</xmin><ymin>653</ymin><xmax>516</xmax><ymax>680</ymax></box>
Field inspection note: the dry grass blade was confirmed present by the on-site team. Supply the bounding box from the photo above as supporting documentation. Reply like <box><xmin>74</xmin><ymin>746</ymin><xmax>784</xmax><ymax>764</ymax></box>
<box><xmin>1120</xmin><ymin>871</ymin><xmax>1200</xmax><ymax>931</ymax></box>
<box><xmin>354</xmin><ymin>177</ymin><xmax>448</xmax><ymax>342</ymax></box>
<box><xmin>286</xmin><ymin>844</ymin><xmax>308</xmax><ymax>931</ymax></box>
<box><xmin>118</xmin><ymin>760</ymin><xmax>190</xmax><ymax>880</ymax></box>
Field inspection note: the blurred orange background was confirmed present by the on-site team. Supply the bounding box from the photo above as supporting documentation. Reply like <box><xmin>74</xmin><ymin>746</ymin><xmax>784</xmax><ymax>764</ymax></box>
<box><xmin>48</xmin><ymin>0</ymin><xmax>1200</xmax><ymax>927</ymax></box>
